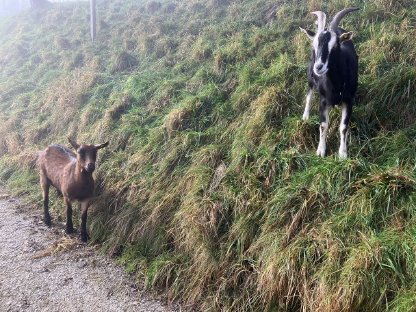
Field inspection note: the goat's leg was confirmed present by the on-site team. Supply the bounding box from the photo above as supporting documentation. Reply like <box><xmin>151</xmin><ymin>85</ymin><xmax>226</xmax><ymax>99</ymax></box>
<box><xmin>64</xmin><ymin>197</ymin><xmax>74</xmax><ymax>234</ymax></box>
<box><xmin>317</xmin><ymin>102</ymin><xmax>330</xmax><ymax>157</ymax></box>
<box><xmin>80</xmin><ymin>200</ymin><xmax>90</xmax><ymax>242</ymax></box>
<box><xmin>339</xmin><ymin>102</ymin><xmax>352</xmax><ymax>159</ymax></box>
<box><xmin>40</xmin><ymin>173</ymin><xmax>51</xmax><ymax>226</ymax></box>
<box><xmin>302</xmin><ymin>88</ymin><xmax>313</xmax><ymax>121</ymax></box>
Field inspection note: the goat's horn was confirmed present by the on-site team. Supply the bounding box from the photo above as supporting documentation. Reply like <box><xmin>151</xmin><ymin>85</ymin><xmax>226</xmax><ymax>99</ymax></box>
<box><xmin>329</xmin><ymin>7</ymin><xmax>359</xmax><ymax>31</ymax></box>
<box><xmin>310</xmin><ymin>11</ymin><xmax>327</xmax><ymax>33</ymax></box>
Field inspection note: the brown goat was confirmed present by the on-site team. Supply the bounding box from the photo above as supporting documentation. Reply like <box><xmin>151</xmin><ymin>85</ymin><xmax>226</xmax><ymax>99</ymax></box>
<box><xmin>38</xmin><ymin>138</ymin><xmax>109</xmax><ymax>242</ymax></box>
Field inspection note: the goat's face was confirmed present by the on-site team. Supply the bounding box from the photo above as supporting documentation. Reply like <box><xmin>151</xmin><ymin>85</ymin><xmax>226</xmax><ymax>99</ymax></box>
<box><xmin>300</xmin><ymin>8</ymin><xmax>357</xmax><ymax>76</ymax></box>
<box><xmin>301</xmin><ymin>28</ymin><xmax>353</xmax><ymax>77</ymax></box>
<box><xmin>313</xmin><ymin>30</ymin><xmax>338</xmax><ymax>76</ymax></box>
<box><xmin>68</xmin><ymin>138</ymin><xmax>109</xmax><ymax>174</ymax></box>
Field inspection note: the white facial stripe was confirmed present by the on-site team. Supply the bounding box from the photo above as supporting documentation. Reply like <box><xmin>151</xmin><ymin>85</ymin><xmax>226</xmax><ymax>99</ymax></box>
<box><xmin>328</xmin><ymin>31</ymin><xmax>337</xmax><ymax>54</ymax></box>
<box><xmin>312</xmin><ymin>34</ymin><xmax>322</xmax><ymax>76</ymax></box>
<box><xmin>313</xmin><ymin>35</ymin><xmax>319</xmax><ymax>53</ymax></box>
<box><xmin>312</xmin><ymin>30</ymin><xmax>337</xmax><ymax>76</ymax></box>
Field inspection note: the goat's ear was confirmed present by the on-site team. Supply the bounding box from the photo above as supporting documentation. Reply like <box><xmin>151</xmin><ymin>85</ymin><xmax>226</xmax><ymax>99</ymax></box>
<box><xmin>339</xmin><ymin>31</ymin><xmax>353</xmax><ymax>43</ymax></box>
<box><xmin>95</xmin><ymin>141</ymin><xmax>109</xmax><ymax>150</ymax></box>
<box><xmin>299</xmin><ymin>27</ymin><xmax>315</xmax><ymax>40</ymax></box>
<box><xmin>68</xmin><ymin>137</ymin><xmax>80</xmax><ymax>150</ymax></box>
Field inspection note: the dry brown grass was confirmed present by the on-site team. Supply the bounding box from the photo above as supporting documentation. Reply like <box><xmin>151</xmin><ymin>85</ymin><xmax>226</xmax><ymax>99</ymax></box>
<box><xmin>40</xmin><ymin>69</ymin><xmax>97</xmax><ymax>135</ymax></box>
<box><xmin>31</xmin><ymin>237</ymin><xmax>80</xmax><ymax>259</ymax></box>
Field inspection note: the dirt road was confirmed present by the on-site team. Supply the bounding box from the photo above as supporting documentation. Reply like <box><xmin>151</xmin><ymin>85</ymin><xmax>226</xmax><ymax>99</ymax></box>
<box><xmin>0</xmin><ymin>194</ymin><xmax>173</xmax><ymax>312</ymax></box>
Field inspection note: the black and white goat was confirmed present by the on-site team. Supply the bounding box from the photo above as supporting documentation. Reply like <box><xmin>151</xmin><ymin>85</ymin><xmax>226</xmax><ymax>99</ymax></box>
<box><xmin>300</xmin><ymin>7</ymin><xmax>359</xmax><ymax>159</ymax></box>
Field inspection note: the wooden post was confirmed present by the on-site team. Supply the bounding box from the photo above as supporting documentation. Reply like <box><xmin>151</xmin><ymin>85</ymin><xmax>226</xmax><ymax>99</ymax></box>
<box><xmin>90</xmin><ymin>0</ymin><xmax>96</xmax><ymax>41</ymax></box>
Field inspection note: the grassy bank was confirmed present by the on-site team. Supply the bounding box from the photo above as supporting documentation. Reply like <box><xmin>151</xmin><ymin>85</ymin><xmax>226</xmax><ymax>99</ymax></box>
<box><xmin>0</xmin><ymin>0</ymin><xmax>415</xmax><ymax>310</ymax></box>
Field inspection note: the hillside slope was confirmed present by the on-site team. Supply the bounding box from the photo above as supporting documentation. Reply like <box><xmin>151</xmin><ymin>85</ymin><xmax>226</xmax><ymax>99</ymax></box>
<box><xmin>0</xmin><ymin>0</ymin><xmax>415</xmax><ymax>311</ymax></box>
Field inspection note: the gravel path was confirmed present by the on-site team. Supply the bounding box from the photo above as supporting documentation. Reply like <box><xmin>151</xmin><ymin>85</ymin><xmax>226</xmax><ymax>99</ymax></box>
<box><xmin>0</xmin><ymin>194</ymin><xmax>174</xmax><ymax>312</ymax></box>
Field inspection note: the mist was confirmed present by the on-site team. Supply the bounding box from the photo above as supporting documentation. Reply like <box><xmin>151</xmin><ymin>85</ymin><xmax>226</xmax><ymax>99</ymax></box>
<box><xmin>0</xmin><ymin>0</ymin><xmax>30</xmax><ymax>16</ymax></box>
<box><xmin>0</xmin><ymin>0</ymin><xmax>85</xmax><ymax>17</ymax></box>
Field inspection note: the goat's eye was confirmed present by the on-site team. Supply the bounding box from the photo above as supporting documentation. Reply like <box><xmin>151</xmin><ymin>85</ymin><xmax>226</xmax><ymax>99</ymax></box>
<box><xmin>78</xmin><ymin>149</ymin><xmax>85</xmax><ymax>157</ymax></box>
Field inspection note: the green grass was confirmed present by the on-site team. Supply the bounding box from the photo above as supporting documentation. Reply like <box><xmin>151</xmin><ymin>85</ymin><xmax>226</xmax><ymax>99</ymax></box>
<box><xmin>0</xmin><ymin>0</ymin><xmax>416</xmax><ymax>310</ymax></box>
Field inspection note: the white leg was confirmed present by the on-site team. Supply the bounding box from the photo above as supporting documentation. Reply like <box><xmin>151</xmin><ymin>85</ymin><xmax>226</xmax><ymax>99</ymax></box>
<box><xmin>339</xmin><ymin>103</ymin><xmax>350</xmax><ymax>159</ymax></box>
<box><xmin>316</xmin><ymin>107</ymin><xmax>329</xmax><ymax>157</ymax></box>
<box><xmin>302</xmin><ymin>89</ymin><xmax>313</xmax><ymax>121</ymax></box>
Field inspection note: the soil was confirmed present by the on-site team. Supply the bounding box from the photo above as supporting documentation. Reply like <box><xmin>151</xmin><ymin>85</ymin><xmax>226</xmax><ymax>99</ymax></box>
<box><xmin>0</xmin><ymin>193</ymin><xmax>176</xmax><ymax>312</ymax></box>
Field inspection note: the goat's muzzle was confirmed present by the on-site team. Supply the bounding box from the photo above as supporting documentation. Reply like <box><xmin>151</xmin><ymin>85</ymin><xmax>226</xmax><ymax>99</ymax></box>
<box><xmin>313</xmin><ymin>63</ymin><xmax>328</xmax><ymax>76</ymax></box>
<box><xmin>86</xmin><ymin>163</ymin><xmax>96</xmax><ymax>173</ymax></box>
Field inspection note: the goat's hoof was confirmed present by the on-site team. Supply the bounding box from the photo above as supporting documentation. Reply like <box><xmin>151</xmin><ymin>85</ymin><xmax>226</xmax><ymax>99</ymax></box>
<box><xmin>338</xmin><ymin>151</ymin><xmax>348</xmax><ymax>160</ymax></box>
<box><xmin>80</xmin><ymin>233</ymin><xmax>89</xmax><ymax>243</ymax></box>
<box><xmin>316</xmin><ymin>148</ymin><xmax>326</xmax><ymax>157</ymax></box>
<box><xmin>66</xmin><ymin>227</ymin><xmax>75</xmax><ymax>234</ymax></box>
<box><xmin>302</xmin><ymin>114</ymin><xmax>309</xmax><ymax>121</ymax></box>
<box><xmin>44</xmin><ymin>217</ymin><xmax>51</xmax><ymax>227</ymax></box>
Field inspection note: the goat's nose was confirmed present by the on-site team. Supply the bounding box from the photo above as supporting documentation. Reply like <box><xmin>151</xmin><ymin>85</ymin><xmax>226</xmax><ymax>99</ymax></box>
<box><xmin>315</xmin><ymin>63</ymin><xmax>323</xmax><ymax>71</ymax></box>
<box><xmin>87</xmin><ymin>163</ymin><xmax>96</xmax><ymax>172</ymax></box>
